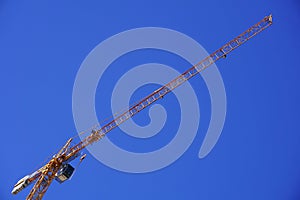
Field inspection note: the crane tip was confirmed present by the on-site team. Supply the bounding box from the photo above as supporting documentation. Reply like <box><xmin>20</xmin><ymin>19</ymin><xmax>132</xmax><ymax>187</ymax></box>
<box><xmin>267</xmin><ymin>14</ymin><xmax>273</xmax><ymax>23</ymax></box>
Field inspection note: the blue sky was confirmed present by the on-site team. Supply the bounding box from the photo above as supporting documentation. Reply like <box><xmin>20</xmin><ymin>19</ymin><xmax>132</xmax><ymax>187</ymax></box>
<box><xmin>1</xmin><ymin>1</ymin><xmax>300</xmax><ymax>199</ymax></box>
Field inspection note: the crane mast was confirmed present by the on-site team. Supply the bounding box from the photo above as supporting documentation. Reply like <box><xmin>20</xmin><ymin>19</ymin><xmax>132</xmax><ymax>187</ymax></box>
<box><xmin>13</xmin><ymin>15</ymin><xmax>272</xmax><ymax>200</ymax></box>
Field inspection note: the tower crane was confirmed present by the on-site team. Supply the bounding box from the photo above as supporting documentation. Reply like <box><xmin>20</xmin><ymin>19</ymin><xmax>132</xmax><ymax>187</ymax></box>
<box><xmin>12</xmin><ymin>15</ymin><xmax>273</xmax><ymax>200</ymax></box>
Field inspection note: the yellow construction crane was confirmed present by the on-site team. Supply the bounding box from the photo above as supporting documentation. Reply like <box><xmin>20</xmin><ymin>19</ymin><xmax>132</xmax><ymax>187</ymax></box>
<box><xmin>12</xmin><ymin>15</ymin><xmax>272</xmax><ymax>200</ymax></box>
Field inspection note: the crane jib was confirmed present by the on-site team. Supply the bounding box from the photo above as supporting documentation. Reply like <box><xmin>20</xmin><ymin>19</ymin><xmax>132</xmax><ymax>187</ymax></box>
<box><xmin>14</xmin><ymin>15</ymin><xmax>272</xmax><ymax>200</ymax></box>
<box><xmin>67</xmin><ymin>15</ymin><xmax>273</xmax><ymax>157</ymax></box>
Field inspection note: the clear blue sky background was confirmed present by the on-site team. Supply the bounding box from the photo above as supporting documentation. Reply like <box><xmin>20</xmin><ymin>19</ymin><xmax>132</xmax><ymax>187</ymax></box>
<box><xmin>1</xmin><ymin>1</ymin><xmax>300</xmax><ymax>200</ymax></box>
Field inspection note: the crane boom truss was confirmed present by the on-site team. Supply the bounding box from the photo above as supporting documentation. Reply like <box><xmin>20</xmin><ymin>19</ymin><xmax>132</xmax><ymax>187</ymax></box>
<box><xmin>66</xmin><ymin>14</ymin><xmax>273</xmax><ymax>156</ymax></box>
<box><xmin>24</xmin><ymin>15</ymin><xmax>272</xmax><ymax>200</ymax></box>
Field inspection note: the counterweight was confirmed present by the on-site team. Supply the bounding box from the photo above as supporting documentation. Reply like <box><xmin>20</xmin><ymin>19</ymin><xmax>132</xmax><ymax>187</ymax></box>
<box><xmin>12</xmin><ymin>15</ymin><xmax>273</xmax><ymax>200</ymax></box>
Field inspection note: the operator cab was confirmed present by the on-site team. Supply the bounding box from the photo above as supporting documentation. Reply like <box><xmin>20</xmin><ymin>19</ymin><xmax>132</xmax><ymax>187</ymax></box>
<box><xmin>55</xmin><ymin>164</ymin><xmax>75</xmax><ymax>184</ymax></box>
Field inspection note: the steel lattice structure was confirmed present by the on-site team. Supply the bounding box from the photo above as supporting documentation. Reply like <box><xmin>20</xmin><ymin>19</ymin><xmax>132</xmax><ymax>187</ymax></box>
<box><xmin>11</xmin><ymin>15</ymin><xmax>272</xmax><ymax>200</ymax></box>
